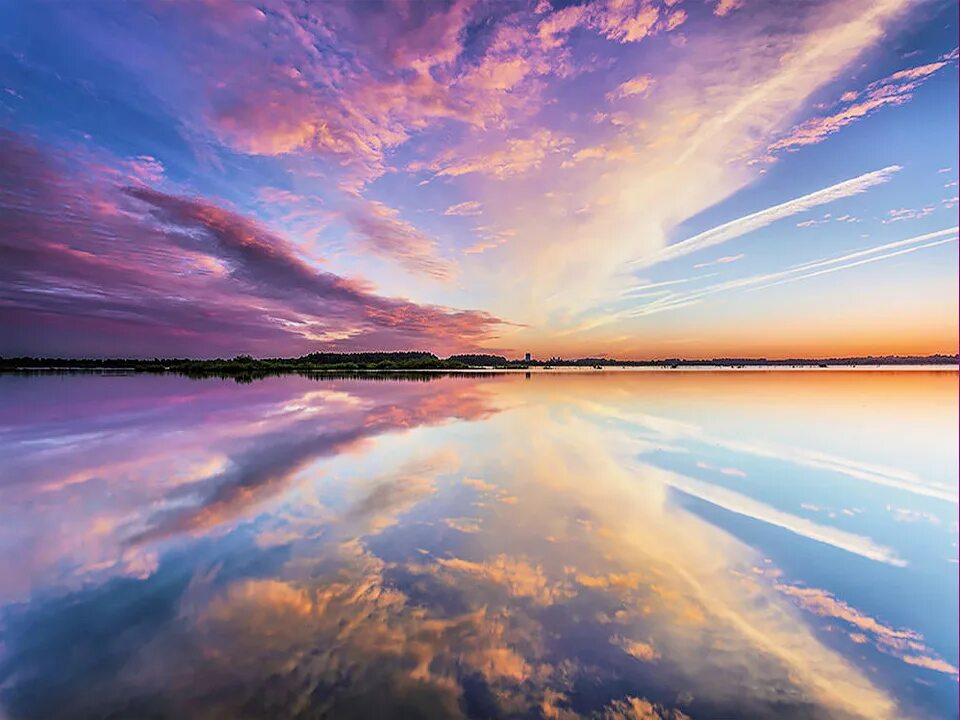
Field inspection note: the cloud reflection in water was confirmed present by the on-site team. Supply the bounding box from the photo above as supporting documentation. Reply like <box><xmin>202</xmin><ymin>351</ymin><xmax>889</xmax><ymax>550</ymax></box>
<box><xmin>0</xmin><ymin>370</ymin><xmax>955</xmax><ymax>719</ymax></box>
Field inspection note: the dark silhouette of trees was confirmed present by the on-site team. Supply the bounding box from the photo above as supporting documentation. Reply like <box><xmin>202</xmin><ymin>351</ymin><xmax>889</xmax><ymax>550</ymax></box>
<box><xmin>0</xmin><ymin>352</ymin><xmax>954</xmax><ymax>385</ymax></box>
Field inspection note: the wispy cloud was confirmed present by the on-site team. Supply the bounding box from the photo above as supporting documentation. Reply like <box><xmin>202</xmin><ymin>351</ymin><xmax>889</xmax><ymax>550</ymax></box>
<box><xmin>712</xmin><ymin>0</ymin><xmax>746</xmax><ymax>16</ymax></box>
<box><xmin>606</xmin><ymin>73</ymin><xmax>655</xmax><ymax>102</ymax></box>
<box><xmin>411</xmin><ymin>130</ymin><xmax>573</xmax><ymax>180</ymax></box>
<box><xmin>882</xmin><ymin>206</ymin><xmax>934</xmax><ymax>223</ymax></box>
<box><xmin>464</xmin><ymin>227</ymin><xmax>516</xmax><ymax>255</ymax></box>
<box><xmin>627</xmin><ymin>226</ymin><xmax>958</xmax><ymax>317</ymax></box>
<box><xmin>631</xmin><ymin>166</ymin><xmax>901</xmax><ymax>269</ymax></box>
<box><xmin>444</xmin><ymin>200</ymin><xmax>483</xmax><ymax>217</ymax></box>
<box><xmin>751</xmin><ymin>226</ymin><xmax>958</xmax><ymax>290</ymax></box>
<box><xmin>771</xmin><ymin>52</ymin><xmax>957</xmax><ymax>152</ymax></box>
<box><xmin>0</xmin><ymin>0</ymin><xmax>946</xmax><ymax>356</ymax></box>
<box><xmin>0</xmin><ymin>131</ymin><xmax>505</xmax><ymax>357</ymax></box>
<box><xmin>696</xmin><ymin>460</ymin><xmax>747</xmax><ymax>477</ymax></box>
<box><xmin>776</xmin><ymin>582</ymin><xmax>959</xmax><ymax>675</ymax></box>
<box><xmin>646</xmin><ymin>465</ymin><xmax>906</xmax><ymax>566</ymax></box>
<box><xmin>620</xmin><ymin>275</ymin><xmax>718</xmax><ymax>295</ymax></box>
<box><xmin>796</xmin><ymin>213</ymin><xmax>860</xmax><ymax>228</ymax></box>
<box><xmin>886</xmin><ymin>505</ymin><xmax>940</xmax><ymax>525</ymax></box>
<box><xmin>345</xmin><ymin>198</ymin><xmax>456</xmax><ymax>280</ymax></box>
<box><xmin>693</xmin><ymin>254</ymin><xmax>744</xmax><ymax>269</ymax></box>
<box><xmin>634</xmin><ymin>410</ymin><xmax>960</xmax><ymax>503</ymax></box>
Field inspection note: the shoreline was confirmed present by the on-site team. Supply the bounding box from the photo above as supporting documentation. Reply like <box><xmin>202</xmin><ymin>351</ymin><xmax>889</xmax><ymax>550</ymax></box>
<box><xmin>3</xmin><ymin>364</ymin><xmax>957</xmax><ymax>375</ymax></box>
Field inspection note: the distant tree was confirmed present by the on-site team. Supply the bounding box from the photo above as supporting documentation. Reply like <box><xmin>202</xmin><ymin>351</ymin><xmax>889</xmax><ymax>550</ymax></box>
<box><xmin>446</xmin><ymin>354</ymin><xmax>509</xmax><ymax>366</ymax></box>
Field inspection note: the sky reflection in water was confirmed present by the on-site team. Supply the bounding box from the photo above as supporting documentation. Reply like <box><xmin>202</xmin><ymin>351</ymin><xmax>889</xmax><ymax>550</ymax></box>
<box><xmin>0</xmin><ymin>370</ymin><xmax>956</xmax><ymax>719</ymax></box>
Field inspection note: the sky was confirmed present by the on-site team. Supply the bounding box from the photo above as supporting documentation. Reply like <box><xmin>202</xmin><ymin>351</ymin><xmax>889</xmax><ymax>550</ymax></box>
<box><xmin>0</xmin><ymin>0</ymin><xmax>957</xmax><ymax>360</ymax></box>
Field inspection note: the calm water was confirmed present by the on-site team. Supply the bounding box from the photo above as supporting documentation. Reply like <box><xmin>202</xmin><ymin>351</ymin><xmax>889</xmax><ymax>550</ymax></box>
<box><xmin>0</xmin><ymin>371</ymin><xmax>956</xmax><ymax>720</ymax></box>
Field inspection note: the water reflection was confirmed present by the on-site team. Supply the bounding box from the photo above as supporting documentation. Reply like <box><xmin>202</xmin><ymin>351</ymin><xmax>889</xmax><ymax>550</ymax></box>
<box><xmin>0</xmin><ymin>371</ymin><xmax>956</xmax><ymax>719</ymax></box>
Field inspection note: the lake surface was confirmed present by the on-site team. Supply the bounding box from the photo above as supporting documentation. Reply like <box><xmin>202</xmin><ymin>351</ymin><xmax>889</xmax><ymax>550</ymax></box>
<box><xmin>0</xmin><ymin>370</ymin><xmax>956</xmax><ymax>720</ymax></box>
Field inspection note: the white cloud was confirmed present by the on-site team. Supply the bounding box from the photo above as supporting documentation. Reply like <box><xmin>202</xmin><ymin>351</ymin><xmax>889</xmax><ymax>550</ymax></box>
<box><xmin>626</xmin><ymin>226</ymin><xmax>958</xmax><ymax>317</ymax></box>
<box><xmin>882</xmin><ymin>206</ymin><xmax>934</xmax><ymax>223</ymax></box>
<box><xmin>645</xmin><ymin>465</ymin><xmax>906</xmax><ymax>566</ymax></box>
<box><xmin>631</xmin><ymin>166</ymin><xmax>901</xmax><ymax>269</ymax></box>
<box><xmin>633</xmin><ymin>410</ymin><xmax>960</xmax><ymax>503</ymax></box>
<box><xmin>620</xmin><ymin>275</ymin><xmax>717</xmax><ymax>295</ymax></box>
<box><xmin>693</xmin><ymin>253</ymin><xmax>745</xmax><ymax>269</ymax></box>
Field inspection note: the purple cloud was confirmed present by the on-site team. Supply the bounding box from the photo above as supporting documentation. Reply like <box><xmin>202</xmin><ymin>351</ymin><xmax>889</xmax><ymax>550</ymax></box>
<box><xmin>0</xmin><ymin>131</ymin><xmax>505</xmax><ymax>357</ymax></box>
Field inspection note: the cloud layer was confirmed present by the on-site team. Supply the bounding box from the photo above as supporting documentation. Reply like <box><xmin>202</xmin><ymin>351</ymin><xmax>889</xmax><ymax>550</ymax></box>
<box><xmin>0</xmin><ymin>132</ymin><xmax>504</xmax><ymax>357</ymax></box>
<box><xmin>0</xmin><ymin>0</ymin><xmax>955</xmax><ymax>357</ymax></box>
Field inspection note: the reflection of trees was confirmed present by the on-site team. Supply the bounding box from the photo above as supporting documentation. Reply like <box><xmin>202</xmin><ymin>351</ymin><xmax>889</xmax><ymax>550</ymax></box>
<box><xmin>6</xmin><ymin>368</ymin><xmax>507</xmax><ymax>384</ymax></box>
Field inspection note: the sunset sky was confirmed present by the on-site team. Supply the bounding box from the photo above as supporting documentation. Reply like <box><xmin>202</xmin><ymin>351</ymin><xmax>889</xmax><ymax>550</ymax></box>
<box><xmin>0</xmin><ymin>0</ymin><xmax>957</xmax><ymax>359</ymax></box>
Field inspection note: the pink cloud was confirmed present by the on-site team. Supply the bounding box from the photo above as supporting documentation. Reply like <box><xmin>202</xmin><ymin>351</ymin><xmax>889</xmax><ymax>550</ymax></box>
<box><xmin>712</xmin><ymin>0</ymin><xmax>746</xmax><ymax>16</ymax></box>
<box><xmin>770</xmin><ymin>95</ymin><xmax>909</xmax><ymax>151</ymax></box>
<box><xmin>664</xmin><ymin>8</ymin><xmax>687</xmax><ymax>31</ymax></box>
<box><xmin>257</xmin><ymin>187</ymin><xmax>306</xmax><ymax>205</ymax></box>
<box><xmin>0</xmin><ymin>371</ymin><xmax>504</xmax><ymax>595</ymax></box>
<box><xmin>125</xmin><ymin>155</ymin><xmax>165</xmax><ymax>185</ymax></box>
<box><xmin>84</xmin><ymin>2</ymin><xmax>493</xmax><ymax>193</ymax></box>
<box><xmin>345</xmin><ymin>198</ymin><xmax>456</xmax><ymax>280</ymax></box>
<box><xmin>770</xmin><ymin>56</ymin><xmax>953</xmax><ymax>152</ymax></box>
<box><xmin>591</xmin><ymin>0</ymin><xmax>661</xmax><ymax>43</ymax></box>
<box><xmin>464</xmin><ymin>227</ymin><xmax>516</xmax><ymax>255</ymax></box>
<box><xmin>444</xmin><ymin>200</ymin><xmax>483</xmax><ymax>216</ymax></box>
<box><xmin>886</xmin><ymin>60</ymin><xmax>949</xmax><ymax>82</ymax></box>
<box><xmin>139</xmin><ymin>0</ymin><xmax>584</xmax><ymax>192</ymax></box>
<box><xmin>606</xmin><ymin>73</ymin><xmax>656</xmax><ymax>102</ymax></box>
<box><xmin>126</xmin><ymin>381</ymin><xmax>498</xmax><ymax>546</ymax></box>
<box><xmin>412</xmin><ymin>129</ymin><xmax>574</xmax><ymax>180</ymax></box>
<box><xmin>777</xmin><ymin>582</ymin><xmax>959</xmax><ymax>676</ymax></box>
<box><xmin>0</xmin><ymin>131</ymin><xmax>505</xmax><ymax>357</ymax></box>
<box><xmin>535</xmin><ymin>0</ymin><xmax>686</xmax><ymax>49</ymax></box>
<box><xmin>536</xmin><ymin>4</ymin><xmax>588</xmax><ymax>49</ymax></box>
<box><xmin>563</xmin><ymin>140</ymin><xmax>638</xmax><ymax>167</ymax></box>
